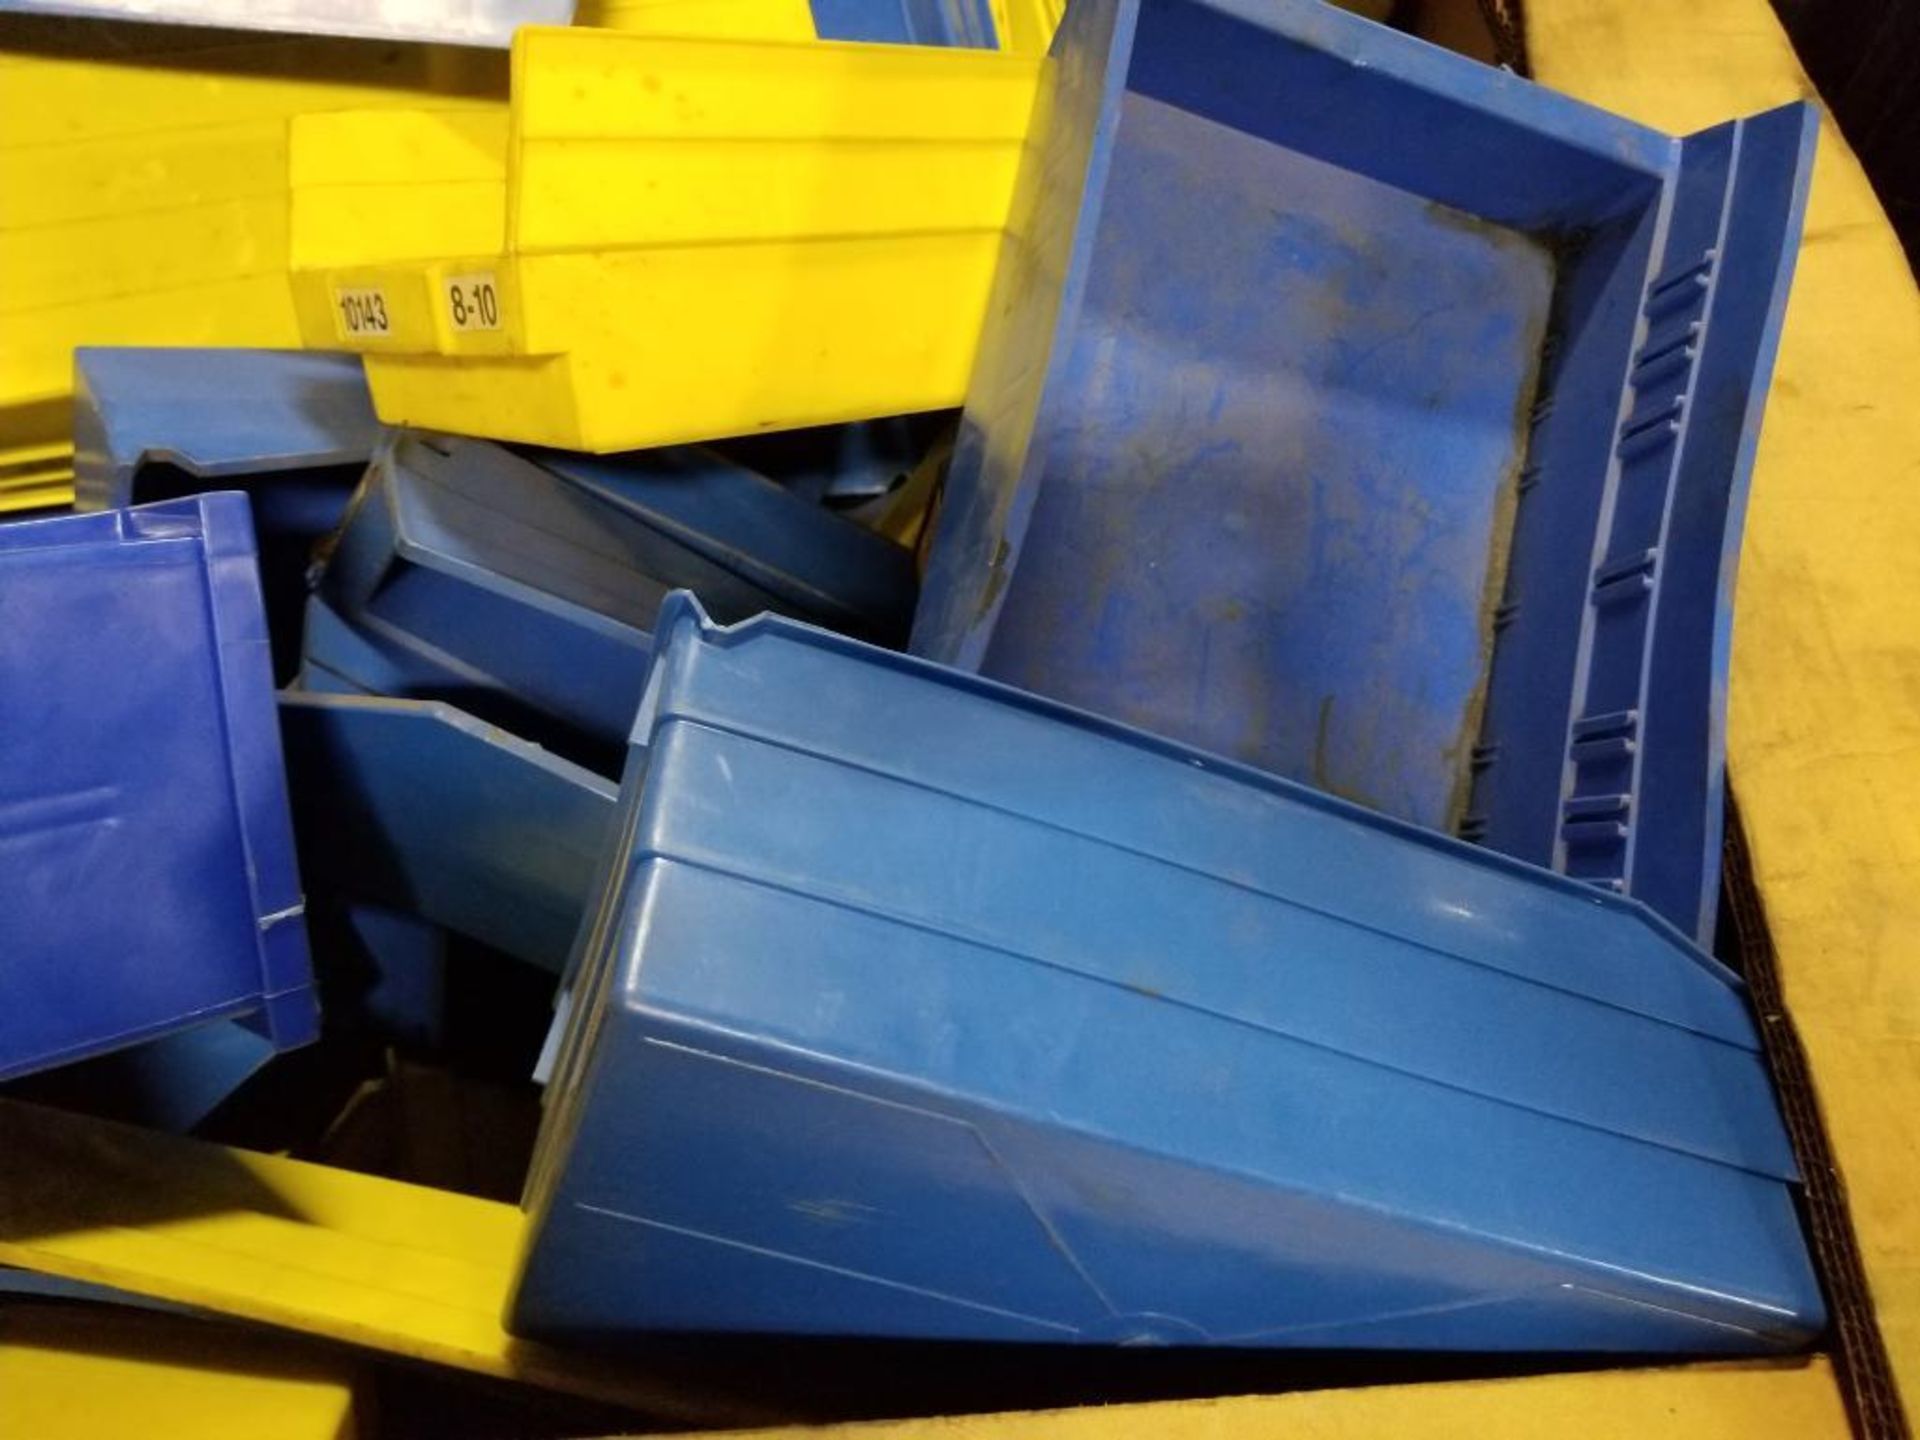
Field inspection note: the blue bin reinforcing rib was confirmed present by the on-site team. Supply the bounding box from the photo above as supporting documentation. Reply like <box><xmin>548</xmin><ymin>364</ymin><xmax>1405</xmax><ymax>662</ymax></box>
<box><xmin>307</xmin><ymin>431</ymin><xmax>918</xmax><ymax>771</ymax></box>
<box><xmin>511</xmin><ymin>593</ymin><xmax>1821</xmax><ymax>1353</ymax></box>
<box><xmin>911</xmin><ymin>0</ymin><xmax>1818</xmax><ymax>947</ymax></box>
<box><xmin>0</xmin><ymin>494</ymin><xmax>316</xmax><ymax>1081</ymax></box>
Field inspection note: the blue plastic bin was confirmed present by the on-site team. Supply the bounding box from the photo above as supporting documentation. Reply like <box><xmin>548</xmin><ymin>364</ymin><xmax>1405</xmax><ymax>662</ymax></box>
<box><xmin>0</xmin><ymin>495</ymin><xmax>316</xmax><ymax>1081</ymax></box>
<box><xmin>308</xmin><ymin>431</ymin><xmax>917</xmax><ymax>770</ymax></box>
<box><xmin>70</xmin><ymin>347</ymin><xmax>382</xmax><ymax>681</ymax></box>
<box><xmin>912</xmin><ymin>0</ymin><xmax>1817</xmax><ymax>946</ymax></box>
<box><xmin>510</xmin><ymin>593</ymin><xmax>1820</xmax><ymax>1353</ymax></box>
<box><xmin>279</xmin><ymin>688</ymin><xmax>618</xmax><ymax>974</ymax></box>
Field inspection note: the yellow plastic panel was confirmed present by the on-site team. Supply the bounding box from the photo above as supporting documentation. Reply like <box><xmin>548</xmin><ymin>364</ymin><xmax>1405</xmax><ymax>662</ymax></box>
<box><xmin>0</xmin><ymin>1097</ymin><xmax>1851</xmax><ymax>1438</ymax></box>
<box><xmin>988</xmin><ymin>0</ymin><xmax>1062</xmax><ymax>53</ymax></box>
<box><xmin>1527</xmin><ymin>0</ymin><xmax>1920</xmax><ymax>1415</ymax></box>
<box><xmin>0</xmin><ymin>120</ymin><xmax>283</xmax><ymax>231</ymax></box>
<box><xmin>0</xmin><ymin>1305</ymin><xmax>357</xmax><ymax>1440</ymax></box>
<box><xmin>677</xmin><ymin>1363</ymin><xmax>1848</xmax><ymax>1440</ymax></box>
<box><xmin>4</xmin><ymin>272</ymin><xmax>303</xmax><ymax>421</ymax></box>
<box><xmin>511</xmin><ymin>30</ymin><xmax>1039</xmax><ymax>146</ymax></box>
<box><xmin>516</xmin><ymin>138</ymin><xmax>1026</xmax><ymax>251</ymax></box>
<box><xmin>0</xmin><ymin>1099</ymin><xmax>779</xmax><ymax>1426</ymax></box>
<box><xmin>0</xmin><ymin>33</ymin><xmax>502</xmax><ymax>147</ymax></box>
<box><xmin>289</xmin><ymin>107</ymin><xmax>509</xmax><ymax>189</ymax></box>
<box><xmin>288</xmin><ymin>109</ymin><xmax>509</xmax><ymax>267</ymax></box>
<box><xmin>359</xmin><ymin>351</ymin><xmax>586</xmax><ymax>444</ymax></box>
<box><xmin>361</xmin><ymin>228</ymin><xmax>1003</xmax><ymax>447</ymax></box>
<box><xmin>287</xmin><ymin>109</ymin><xmax>511</xmax><ymax>346</ymax></box>
<box><xmin>0</xmin><ymin>438</ymin><xmax>75</xmax><ymax>514</ymax></box>
<box><xmin>1</xmin><ymin>195</ymin><xmax>288</xmax><ymax>315</ymax></box>
<box><xmin>509</xmin><ymin>33</ymin><xmax>1038</xmax><ymax>256</ymax></box>
<box><xmin>576</xmin><ymin>0</ymin><xmax>818</xmax><ymax>39</ymax></box>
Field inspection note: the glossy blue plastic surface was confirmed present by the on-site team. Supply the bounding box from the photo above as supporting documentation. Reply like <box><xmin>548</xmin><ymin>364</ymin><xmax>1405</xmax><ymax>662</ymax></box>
<box><xmin>0</xmin><ymin>495</ymin><xmax>316</xmax><ymax>1081</ymax></box>
<box><xmin>511</xmin><ymin>594</ymin><xmax>1820</xmax><ymax>1353</ymax></box>
<box><xmin>810</xmin><ymin>0</ymin><xmax>995</xmax><ymax>46</ymax></box>
<box><xmin>912</xmin><ymin>0</ymin><xmax>1817</xmax><ymax>946</ymax></box>
<box><xmin>280</xmin><ymin>686</ymin><xmax>617</xmax><ymax>974</ymax></box>
<box><xmin>310</xmin><ymin>432</ymin><xmax>916</xmax><ymax>770</ymax></box>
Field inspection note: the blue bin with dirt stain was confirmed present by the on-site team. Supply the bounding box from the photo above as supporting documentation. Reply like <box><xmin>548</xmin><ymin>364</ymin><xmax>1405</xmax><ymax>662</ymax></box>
<box><xmin>509</xmin><ymin>594</ymin><xmax>1821</xmax><ymax>1353</ymax></box>
<box><xmin>913</xmin><ymin>0</ymin><xmax>1818</xmax><ymax>945</ymax></box>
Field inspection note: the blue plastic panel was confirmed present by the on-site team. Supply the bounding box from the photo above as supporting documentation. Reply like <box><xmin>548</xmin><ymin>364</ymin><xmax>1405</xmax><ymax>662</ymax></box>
<box><xmin>72</xmin><ymin>348</ymin><xmax>377</xmax><ymax>514</ymax></box>
<box><xmin>810</xmin><ymin>0</ymin><xmax>996</xmax><ymax>46</ymax></box>
<box><xmin>912</xmin><ymin>0</ymin><xmax>1816</xmax><ymax>946</ymax></box>
<box><xmin>0</xmin><ymin>495</ymin><xmax>316</xmax><ymax>1080</ymax></box>
<box><xmin>280</xmin><ymin>687</ymin><xmax>617</xmax><ymax>974</ymax></box>
<box><xmin>311</xmin><ymin>432</ymin><xmax>916</xmax><ymax>769</ymax></box>
<box><xmin>3</xmin><ymin>1021</ymin><xmax>274</xmax><ymax>1132</ymax></box>
<box><xmin>512</xmin><ymin>594</ymin><xmax>1819</xmax><ymax>1353</ymax></box>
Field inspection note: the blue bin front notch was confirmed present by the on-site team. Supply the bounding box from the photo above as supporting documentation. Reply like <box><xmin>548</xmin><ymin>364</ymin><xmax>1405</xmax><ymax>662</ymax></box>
<box><xmin>69</xmin><ymin>347</ymin><xmax>381</xmax><ymax>684</ymax></box>
<box><xmin>912</xmin><ymin>0</ymin><xmax>1816</xmax><ymax>947</ymax></box>
<box><xmin>71</xmin><ymin>348</ymin><xmax>378</xmax><ymax>518</ymax></box>
<box><xmin>0</xmin><ymin>495</ymin><xmax>317</xmax><ymax>1081</ymax></box>
<box><xmin>512</xmin><ymin>594</ymin><xmax>1821</xmax><ymax>1354</ymax></box>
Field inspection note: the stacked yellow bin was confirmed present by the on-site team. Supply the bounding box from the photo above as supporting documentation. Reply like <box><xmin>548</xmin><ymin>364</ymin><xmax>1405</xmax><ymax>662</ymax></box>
<box><xmin>287</xmin><ymin>27</ymin><xmax>1040</xmax><ymax>450</ymax></box>
<box><xmin>0</xmin><ymin>26</ymin><xmax>506</xmax><ymax>511</ymax></box>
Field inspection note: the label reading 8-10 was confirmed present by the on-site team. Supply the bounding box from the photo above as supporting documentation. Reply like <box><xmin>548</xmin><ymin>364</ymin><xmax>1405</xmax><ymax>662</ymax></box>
<box><xmin>334</xmin><ymin>287</ymin><xmax>390</xmax><ymax>339</ymax></box>
<box><xmin>446</xmin><ymin>273</ymin><xmax>501</xmax><ymax>333</ymax></box>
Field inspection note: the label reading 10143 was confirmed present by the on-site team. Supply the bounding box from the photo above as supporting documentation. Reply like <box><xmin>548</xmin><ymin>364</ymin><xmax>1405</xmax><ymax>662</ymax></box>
<box><xmin>446</xmin><ymin>273</ymin><xmax>501</xmax><ymax>332</ymax></box>
<box><xmin>334</xmin><ymin>287</ymin><xmax>390</xmax><ymax>339</ymax></box>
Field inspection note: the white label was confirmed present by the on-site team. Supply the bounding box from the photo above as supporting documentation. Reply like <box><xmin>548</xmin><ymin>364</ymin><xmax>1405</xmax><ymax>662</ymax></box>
<box><xmin>445</xmin><ymin>272</ymin><xmax>502</xmax><ymax>332</ymax></box>
<box><xmin>333</xmin><ymin>286</ymin><xmax>391</xmax><ymax>339</ymax></box>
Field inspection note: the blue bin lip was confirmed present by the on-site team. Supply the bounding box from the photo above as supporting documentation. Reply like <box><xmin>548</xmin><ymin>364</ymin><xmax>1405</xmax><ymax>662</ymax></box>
<box><xmin>70</xmin><ymin>347</ymin><xmax>379</xmax><ymax>511</ymax></box>
<box><xmin>0</xmin><ymin>493</ymin><xmax>317</xmax><ymax>1072</ymax></box>
<box><xmin>1195</xmin><ymin>0</ymin><xmax>1676</xmax><ymax>181</ymax></box>
<box><xmin>644</xmin><ymin>591</ymin><xmax>1745</xmax><ymax>991</ymax></box>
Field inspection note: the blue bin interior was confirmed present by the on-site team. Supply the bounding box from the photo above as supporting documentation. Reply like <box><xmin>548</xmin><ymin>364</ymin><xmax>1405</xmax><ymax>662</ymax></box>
<box><xmin>917</xmin><ymin>0</ymin><xmax>1815</xmax><ymax>943</ymax></box>
<box><xmin>309</xmin><ymin>431</ymin><xmax>919</xmax><ymax>775</ymax></box>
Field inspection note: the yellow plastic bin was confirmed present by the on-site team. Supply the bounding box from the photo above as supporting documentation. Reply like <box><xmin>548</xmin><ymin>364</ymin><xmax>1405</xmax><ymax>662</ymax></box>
<box><xmin>0</xmin><ymin>27</ymin><xmax>506</xmax><ymax>511</ymax></box>
<box><xmin>283</xmin><ymin>0</ymin><xmax>817</xmax><ymax>347</ymax></box>
<box><xmin>289</xmin><ymin>29</ymin><xmax>1039</xmax><ymax>451</ymax></box>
